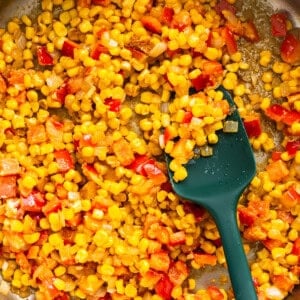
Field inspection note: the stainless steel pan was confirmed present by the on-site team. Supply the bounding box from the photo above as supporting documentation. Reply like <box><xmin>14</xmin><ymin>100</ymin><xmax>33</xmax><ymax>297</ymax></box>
<box><xmin>0</xmin><ymin>0</ymin><xmax>299</xmax><ymax>299</ymax></box>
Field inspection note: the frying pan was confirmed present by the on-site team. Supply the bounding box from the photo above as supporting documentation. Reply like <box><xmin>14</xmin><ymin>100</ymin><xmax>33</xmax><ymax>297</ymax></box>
<box><xmin>0</xmin><ymin>0</ymin><xmax>299</xmax><ymax>299</ymax></box>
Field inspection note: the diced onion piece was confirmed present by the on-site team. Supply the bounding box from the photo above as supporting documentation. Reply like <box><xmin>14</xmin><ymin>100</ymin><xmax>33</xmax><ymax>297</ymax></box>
<box><xmin>223</xmin><ymin>120</ymin><xmax>238</xmax><ymax>133</ymax></box>
<box><xmin>149</xmin><ymin>41</ymin><xmax>167</xmax><ymax>57</ymax></box>
<box><xmin>265</xmin><ymin>286</ymin><xmax>285</xmax><ymax>299</ymax></box>
<box><xmin>0</xmin><ymin>280</ymin><xmax>10</xmax><ymax>295</ymax></box>
<box><xmin>200</xmin><ymin>145</ymin><xmax>213</xmax><ymax>157</ymax></box>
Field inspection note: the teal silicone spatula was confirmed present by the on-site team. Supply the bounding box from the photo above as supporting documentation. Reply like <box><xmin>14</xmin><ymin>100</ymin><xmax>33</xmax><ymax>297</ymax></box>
<box><xmin>166</xmin><ymin>87</ymin><xmax>258</xmax><ymax>300</ymax></box>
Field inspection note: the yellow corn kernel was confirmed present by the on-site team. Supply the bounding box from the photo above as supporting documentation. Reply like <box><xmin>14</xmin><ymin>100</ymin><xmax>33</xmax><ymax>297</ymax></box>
<box><xmin>173</xmin><ymin>166</ymin><xmax>188</xmax><ymax>182</ymax></box>
<box><xmin>10</xmin><ymin>220</ymin><xmax>24</xmax><ymax>232</ymax></box>
<box><xmin>79</xmin><ymin>20</ymin><xmax>93</xmax><ymax>33</ymax></box>
<box><xmin>62</xmin><ymin>0</ymin><xmax>75</xmax><ymax>11</ymax></box>
<box><xmin>22</xmin><ymin>175</ymin><xmax>37</xmax><ymax>189</ymax></box>
<box><xmin>75</xmin><ymin>248</ymin><xmax>89</xmax><ymax>263</ymax></box>
<box><xmin>23</xmin><ymin>232</ymin><xmax>41</xmax><ymax>244</ymax></box>
<box><xmin>53</xmin><ymin>278</ymin><xmax>66</xmax><ymax>291</ymax></box>
<box><xmin>49</xmin><ymin>212</ymin><xmax>63</xmax><ymax>232</ymax></box>
<box><xmin>53</xmin><ymin>21</ymin><xmax>68</xmax><ymax>37</ymax></box>
<box><xmin>204</xmin><ymin>47</ymin><xmax>221</xmax><ymax>61</ymax></box>
<box><xmin>100</xmin><ymin>264</ymin><xmax>115</xmax><ymax>276</ymax></box>
<box><xmin>124</xmin><ymin>284</ymin><xmax>137</xmax><ymax>298</ymax></box>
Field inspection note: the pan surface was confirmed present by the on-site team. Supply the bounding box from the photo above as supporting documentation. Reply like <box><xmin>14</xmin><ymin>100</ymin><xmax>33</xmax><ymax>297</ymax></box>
<box><xmin>0</xmin><ymin>0</ymin><xmax>299</xmax><ymax>299</ymax></box>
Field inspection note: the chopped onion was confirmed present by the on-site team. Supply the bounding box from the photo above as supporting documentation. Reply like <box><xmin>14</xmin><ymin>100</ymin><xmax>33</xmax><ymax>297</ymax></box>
<box><xmin>149</xmin><ymin>41</ymin><xmax>167</xmax><ymax>57</ymax></box>
<box><xmin>158</xmin><ymin>134</ymin><xmax>165</xmax><ymax>148</ymax></box>
<box><xmin>223</xmin><ymin>120</ymin><xmax>239</xmax><ymax>133</ymax></box>
<box><xmin>200</xmin><ymin>145</ymin><xmax>213</xmax><ymax>157</ymax></box>
<box><xmin>265</xmin><ymin>286</ymin><xmax>285</xmax><ymax>299</ymax></box>
<box><xmin>46</xmin><ymin>74</ymin><xmax>64</xmax><ymax>90</ymax></box>
<box><xmin>68</xmin><ymin>191</ymin><xmax>80</xmax><ymax>201</ymax></box>
<box><xmin>0</xmin><ymin>280</ymin><xmax>10</xmax><ymax>296</ymax></box>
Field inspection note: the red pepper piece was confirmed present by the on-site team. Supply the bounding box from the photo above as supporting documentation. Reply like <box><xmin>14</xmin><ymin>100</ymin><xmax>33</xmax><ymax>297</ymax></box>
<box><xmin>280</xmin><ymin>32</ymin><xmax>300</xmax><ymax>65</ymax></box>
<box><xmin>92</xmin><ymin>0</ymin><xmax>111</xmax><ymax>6</ymax></box>
<box><xmin>191</xmin><ymin>74</ymin><xmax>213</xmax><ymax>91</ymax></box>
<box><xmin>42</xmin><ymin>199</ymin><xmax>62</xmax><ymax>215</ymax></box>
<box><xmin>54</xmin><ymin>83</ymin><xmax>68</xmax><ymax>104</ymax></box>
<box><xmin>168</xmin><ymin>231</ymin><xmax>186</xmax><ymax>246</ymax></box>
<box><xmin>90</xmin><ymin>42</ymin><xmax>109</xmax><ymax>60</ymax></box>
<box><xmin>242</xmin><ymin>21</ymin><xmax>260</xmax><ymax>42</ymax></box>
<box><xmin>271</xmin><ymin>13</ymin><xmax>287</xmax><ymax>37</ymax></box>
<box><xmin>150</xmin><ymin>251</ymin><xmax>170</xmax><ymax>273</ymax></box>
<box><xmin>183</xmin><ymin>202</ymin><xmax>206</xmax><ymax>222</ymax></box>
<box><xmin>61</xmin><ymin>40</ymin><xmax>79</xmax><ymax>58</ymax></box>
<box><xmin>265</xmin><ymin>104</ymin><xmax>300</xmax><ymax>125</ymax></box>
<box><xmin>104</xmin><ymin>98</ymin><xmax>121</xmax><ymax>112</ymax></box>
<box><xmin>238</xmin><ymin>206</ymin><xmax>257</xmax><ymax>226</ymax></box>
<box><xmin>54</xmin><ymin>150</ymin><xmax>74</xmax><ymax>173</ymax></box>
<box><xmin>285</xmin><ymin>140</ymin><xmax>300</xmax><ymax>155</ymax></box>
<box><xmin>155</xmin><ymin>274</ymin><xmax>173</xmax><ymax>300</ymax></box>
<box><xmin>271</xmin><ymin>151</ymin><xmax>282</xmax><ymax>161</ymax></box>
<box><xmin>182</xmin><ymin>111</ymin><xmax>193</xmax><ymax>123</ymax></box>
<box><xmin>0</xmin><ymin>175</ymin><xmax>17</xmax><ymax>199</ymax></box>
<box><xmin>292</xmin><ymin>238</ymin><xmax>300</xmax><ymax>256</ymax></box>
<box><xmin>21</xmin><ymin>191</ymin><xmax>46</xmax><ymax>212</ymax></box>
<box><xmin>37</xmin><ymin>46</ymin><xmax>54</xmax><ymax>66</ymax></box>
<box><xmin>140</xmin><ymin>15</ymin><xmax>162</xmax><ymax>34</ymax></box>
<box><xmin>222</xmin><ymin>26</ymin><xmax>238</xmax><ymax>54</ymax></box>
<box><xmin>168</xmin><ymin>261</ymin><xmax>189</xmax><ymax>286</ymax></box>
<box><xmin>215</xmin><ymin>0</ymin><xmax>236</xmax><ymax>15</ymax></box>
<box><xmin>243</xmin><ymin>117</ymin><xmax>262</xmax><ymax>137</ymax></box>
<box><xmin>207</xmin><ymin>286</ymin><xmax>225</xmax><ymax>300</ymax></box>
<box><xmin>161</xmin><ymin>7</ymin><xmax>174</xmax><ymax>26</ymax></box>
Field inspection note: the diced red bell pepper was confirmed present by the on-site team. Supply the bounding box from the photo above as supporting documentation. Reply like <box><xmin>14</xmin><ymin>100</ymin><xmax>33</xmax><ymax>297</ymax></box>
<box><xmin>242</xmin><ymin>21</ymin><xmax>260</xmax><ymax>42</ymax></box>
<box><xmin>193</xmin><ymin>253</ymin><xmax>217</xmax><ymax>266</ymax></box>
<box><xmin>171</xmin><ymin>11</ymin><xmax>192</xmax><ymax>32</ymax></box>
<box><xmin>54</xmin><ymin>150</ymin><xmax>74</xmax><ymax>173</ymax></box>
<box><xmin>265</xmin><ymin>104</ymin><xmax>300</xmax><ymax>125</ymax></box>
<box><xmin>61</xmin><ymin>40</ymin><xmax>79</xmax><ymax>58</ymax></box>
<box><xmin>271</xmin><ymin>151</ymin><xmax>282</xmax><ymax>161</ymax></box>
<box><xmin>262</xmin><ymin>238</ymin><xmax>283</xmax><ymax>250</ymax></box>
<box><xmin>169</xmin><ymin>231</ymin><xmax>186</xmax><ymax>246</ymax></box>
<box><xmin>150</xmin><ymin>251</ymin><xmax>170</xmax><ymax>272</ymax></box>
<box><xmin>90</xmin><ymin>42</ymin><xmax>109</xmax><ymax>60</ymax></box>
<box><xmin>0</xmin><ymin>73</ymin><xmax>7</xmax><ymax>93</ymax></box>
<box><xmin>21</xmin><ymin>191</ymin><xmax>46</xmax><ymax>212</ymax></box>
<box><xmin>183</xmin><ymin>202</ymin><xmax>206</xmax><ymax>222</ymax></box>
<box><xmin>0</xmin><ymin>175</ymin><xmax>17</xmax><ymax>199</ymax></box>
<box><xmin>92</xmin><ymin>0</ymin><xmax>111</xmax><ymax>6</ymax></box>
<box><xmin>271</xmin><ymin>13</ymin><xmax>288</xmax><ymax>37</ymax></box>
<box><xmin>292</xmin><ymin>238</ymin><xmax>300</xmax><ymax>256</ymax></box>
<box><xmin>27</xmin><ymin>124</ymin><xmax>47</xmax><ymax>144</ymax></box>
<box><xmin>104</xmin><ymin>98</ymin><xmax>121</xmax><ymax>112</ymax></box>
<box><xmin>128</xmin><ymin>155</ymin><xmax>150</xmax><ymax>176</ymax></box>
<box><xmin>155</xmin><ymin>274</ymin><xmax>174</xmax><ymax>300</ymax></box>
<box><xmin>77</xmin><ymin>0</ymin><xmax>91</xmax><ymax>7</ymax></box>
<box><xmin>168</xmin><ymin>261</ymin><xmax>189</xmax><ymax>286</ymax></box>
<box><xmin>280</xmin><ymin>32</ymin><xmax>300</xmax><ymax>65</ymax></box>
<box><xmin>182</xmin><ymin>111</ymin><xmax>193</xmax><ymax>123</ymax></box>
<box><xmin>140</xmin><ymin>15</ymin><xmax>162</xmax><ymax>34</ymax></box>
<box><xmin>126</xmin><ymin>47</ymin><xmax>147</xmax><ymax>61</ymax></box>
<box><xmin>203</xmin><ymin>61</ymin><xmax>224</xmax><ymax>75</ymax></box>
<box><xmin>222</xmin><ymin>26</ymin><xmax>238</xmax><ymax>54</ymax></box>
<box><xmin>42</xmin><ymin>199</ymin><xmax>62</xmax><ymax>215</ymax></box>
<box><xmin>281</xmin><ymin>185</ymin><xmax>300</xmax><ymax>208</ymax></box>
<box><xmin>37</xmin><ymin>46</ymin><xmax>54</xmax><ymax>66</ymax></box>
<box><xmin>215</xmin><ymin>0</ymin><xmax>236</xmax><ymax>15</ymax></box>
<box><xmin>243</xmin><ymin>117</ymin><xmax>262</xmax><ymax>137</ymax></box>
<box><xmin>54</xmin><ymin>83</ymin><xmax>68</xmax><ymax>104</ymax></box>
<box><xmin>266</xmin><ymin>159</ymin><xmax>289</xmax><ymax>182</ymax></box>
<box><xmin>0</xmin><ymin>158</ymin><xmax>20</xmax><ymax>176</ymax></box>
<box><xmin>238</xmin><ymin>206</ymin><xmax>257</xmax><ymax>227</ymax></box>
<box><xmin>285</xmin><ymin>140</ymin><xmax>300</xmax><ymax>155</ymax></box>
<box><xmin>271</xmin><ymin>275</ymin><xmax>294</xmax><ymax>292</ymax></box>
<box><xmin>207</xmin><ymin>286</ymin><xmax>225</xmax><ymax>300</ymax></box>
<box><xmin>191</xmin><ymin>74</ymin><xmax>214</xmax><ymax>91</ymax></box>
<box><xmin>161</xmin><ymin>7</ymin><xmax>174</xmax><ymax>26</ymax></box>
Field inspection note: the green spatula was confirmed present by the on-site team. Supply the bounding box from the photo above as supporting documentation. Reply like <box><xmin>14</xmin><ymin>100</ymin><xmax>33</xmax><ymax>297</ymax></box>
<box><xmin>166</xmin><ymin>87</ymin><xmax>258</xmax><ymax>300</ymax></box>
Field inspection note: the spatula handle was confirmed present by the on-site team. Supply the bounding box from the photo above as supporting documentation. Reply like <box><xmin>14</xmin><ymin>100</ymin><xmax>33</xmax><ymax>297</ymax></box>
<box><xmin>212</xmin><ymin>204</ymin><xmax>258</xmax><ymax>300</ymax></box>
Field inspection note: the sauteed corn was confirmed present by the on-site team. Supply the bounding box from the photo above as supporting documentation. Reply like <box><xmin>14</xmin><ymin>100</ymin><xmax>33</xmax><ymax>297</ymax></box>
<box><xmin>0</xmin><ymin>0</ymin><xmax>299</xmax><ymax>299</ymax></box>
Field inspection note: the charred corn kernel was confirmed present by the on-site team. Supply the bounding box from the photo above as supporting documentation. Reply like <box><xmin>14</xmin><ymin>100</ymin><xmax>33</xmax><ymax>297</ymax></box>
<box><xmin>53</xmin><ymin>21</ymin><xmax>68</xmax><ymax>37</ymax></box>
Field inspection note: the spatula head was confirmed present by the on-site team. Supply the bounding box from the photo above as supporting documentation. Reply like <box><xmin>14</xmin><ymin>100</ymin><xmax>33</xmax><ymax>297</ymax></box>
<box><xmin>167</xmin><ymin>87</ymin><xmax>256</xmax><ymax>209</ymax></box>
